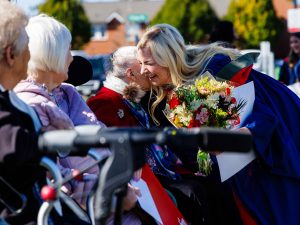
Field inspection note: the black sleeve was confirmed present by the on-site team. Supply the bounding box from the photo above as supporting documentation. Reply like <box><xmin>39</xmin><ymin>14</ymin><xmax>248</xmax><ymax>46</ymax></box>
<box><xmin>278</xmin><ymin>62</ymin><xmax>291</xmax><ymax>85</ymax></box>
<box><xmin>0</xmin><ymin>110</ymin><xmax>40</xmax><ymax>164</ymax></box>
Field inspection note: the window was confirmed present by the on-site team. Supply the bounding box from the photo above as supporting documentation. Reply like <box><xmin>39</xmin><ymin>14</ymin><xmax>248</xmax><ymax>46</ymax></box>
<box><xmin>92</xmin><ymin>23</ymin><xmax>108</xmax><ymax>40</ymax></box>
<box><xmin>126</xmin><ymin>23</ymin><xmax>140</xmax><ymax>43</ymax></box>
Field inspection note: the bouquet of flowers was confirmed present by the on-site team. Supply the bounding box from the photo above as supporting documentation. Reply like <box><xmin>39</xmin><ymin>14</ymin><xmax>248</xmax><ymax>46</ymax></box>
<box><xmin>164</xmin><ymin>73</ymin><xmax>245</xmax><ymax>176</ymax></box>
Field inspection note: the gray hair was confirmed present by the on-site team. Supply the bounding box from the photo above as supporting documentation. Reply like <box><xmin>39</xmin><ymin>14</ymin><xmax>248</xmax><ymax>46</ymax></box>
<box><xmin>26</xmin><ymin>14</ymin><xmax>72</xmax><ymax>75</ymax></box>
<box><xmin>0</xmin><ymin>0</ymin><xmax>29</xmax><ymax>61</ymax></box>
<box><xmin>107</xmin><ymin>46</ymin><xmax>137</xmax><ymax>78</ymax></box>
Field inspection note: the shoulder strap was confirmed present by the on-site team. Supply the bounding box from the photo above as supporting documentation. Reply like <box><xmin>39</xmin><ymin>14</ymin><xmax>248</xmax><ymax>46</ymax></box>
<box><xmin>216</xmin><ymin>52</ymin><xmax>260</xmax><ymax>83</ymax></box>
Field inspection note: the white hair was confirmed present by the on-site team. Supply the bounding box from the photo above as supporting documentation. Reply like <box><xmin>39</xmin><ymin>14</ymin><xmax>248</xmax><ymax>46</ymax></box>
<box><xmin>0</xmin><ymin>0</ymin><xmax>28</xmax><ymax>61</ymax></box>
<box><xmin>107</xmin><ymin>46</ymin><xmax>137</xmax><ymax>78</ymax></box>
<box><xmin>26</xmin><ymin>14</ymin><xmax>72</xmax><ymax>74</ymax></box>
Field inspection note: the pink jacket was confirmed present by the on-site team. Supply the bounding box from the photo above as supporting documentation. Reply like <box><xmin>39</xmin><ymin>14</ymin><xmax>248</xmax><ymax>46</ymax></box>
<box><xmin>14</xmin><ymin>80</ymin><xmax>141</xmax><ymax>224</ymax></box>
<box><xmin>14</xmin><ymin>80</ymin><xmax>104</xmax><ymax>205</ymax></box>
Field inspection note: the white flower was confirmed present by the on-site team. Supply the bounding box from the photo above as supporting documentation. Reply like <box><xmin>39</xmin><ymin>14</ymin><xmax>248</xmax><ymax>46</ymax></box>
<box><xmin>208</xmin><ymin>93</ymin><xmax>220</xmax><ymax>101</ymax></box>
<box><xmin>190</xmin><ymin>99</ymin><xmax>202</xmax><ymax>111</ymax></box>
<box><xmin>198</xmin><ymin>108</ymin><xmax>209</xmax><ymax>124</ymax></box>
<box><xmin>206</xmin><ymin>98</ymin><xmax>218</xmax><ymax>109</ymax></box>
<box><xmin>173</xmin><ymin>105</ymin><xmax>193</xmax><ymax>126</ymax></box>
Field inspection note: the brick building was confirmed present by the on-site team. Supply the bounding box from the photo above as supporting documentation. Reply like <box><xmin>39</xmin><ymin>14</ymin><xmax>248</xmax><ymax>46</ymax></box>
<box><xmin>82</xmin><ymin>0</ymin><xmax>164</xmax><ymax>55</ymax></box>
<box><xmin>81</xmin><ymin>0</ymin><xmax>296</xmax><ymax>58</ymax></box>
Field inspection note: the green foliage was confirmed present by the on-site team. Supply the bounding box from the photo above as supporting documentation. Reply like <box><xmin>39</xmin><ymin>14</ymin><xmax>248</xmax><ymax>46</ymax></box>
<box><xmin>226</xmin><ymin>0</ymin><xmax>284</xmax><ymax>49</ymax></box>
<box><xmin>39</xmin><ymin>0</ymin><xmax>91</xmax><ymax>49</ymax></box>
<box><xmin>151</xmin><ymin>0</ymin><xmax>219</xmax><ymax>44</ymax></box>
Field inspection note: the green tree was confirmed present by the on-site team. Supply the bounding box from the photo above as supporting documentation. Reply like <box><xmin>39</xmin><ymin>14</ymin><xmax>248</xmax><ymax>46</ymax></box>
<box><xmin>226</xmin><ymin>0</ymin><xmax>283</xmax><ymax>49</ymax></box>
<box><xmin>151</xmin><ymin>0</ymin><xmax>219</xmax><ymax>44</ymax></box>
<box><xmin>39</xmin><ymin>0</ymin><xmax>91</xmax><ymax>49</ymax></box>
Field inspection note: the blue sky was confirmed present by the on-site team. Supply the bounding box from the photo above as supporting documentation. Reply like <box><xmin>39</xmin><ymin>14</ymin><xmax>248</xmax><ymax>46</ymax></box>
<box><xmin>13</xmin><ymin>0</ymin><xmax>118</xmax><ymax>16</ymax></box>
<box><xmin>13</xmin><ymin>0</ymin><xmax>45</xmax><ymax>16</ymax></box>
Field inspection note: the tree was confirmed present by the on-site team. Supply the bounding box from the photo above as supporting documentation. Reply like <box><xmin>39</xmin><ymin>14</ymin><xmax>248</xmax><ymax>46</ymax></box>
<box><xmin>151</xmin><ymin>0</ymin><xmax>219</xmax><ymax>44</ymax></box>
<box><xmin>39</xmin><ymin>0</ymin><xmax>91</xmax><ymax>49</ymax></box>
<box><xmin>225</xmin><ymin>0</ymin><xmax>284</xmax><ymax>49</ymax></box>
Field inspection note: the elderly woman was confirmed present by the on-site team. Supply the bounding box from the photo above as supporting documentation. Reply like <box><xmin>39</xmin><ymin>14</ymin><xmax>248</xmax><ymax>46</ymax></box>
<box><xmin>13</xmin><ymin>14</ymin><xmax>101</xmax><ymax>208</ymax></box>
<box><xmin>0</xmin><ymin>2</ymin><xmax>47</xmax><ymax>224</ymax></box>
<box><xmin>0</xmin><ymin>1</ymin><xmax>45</xmax><ymax>224</ymax></box>
<box><xmin>14</xmin><ymin>14</ymin><xmax>141</xmax><ymax>224</ymax></box>
<box><xmin>0</xmin><ymin>3</ymin><xmax>93</xmax><ymax>224</ymax></box>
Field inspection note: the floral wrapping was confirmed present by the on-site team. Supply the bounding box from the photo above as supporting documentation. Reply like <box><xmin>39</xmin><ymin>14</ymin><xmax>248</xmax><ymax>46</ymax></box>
<box><xmin>164</xmin><ymin>73</ymin><xmax>245</xmax><ymax>176</ymax></box>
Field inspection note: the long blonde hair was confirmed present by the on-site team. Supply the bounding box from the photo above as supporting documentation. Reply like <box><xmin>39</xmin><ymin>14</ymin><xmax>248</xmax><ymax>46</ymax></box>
<box><xmin>137</xmin><ymin>24</ymin><xmax>240</xmax><ymax>125</ymax></box>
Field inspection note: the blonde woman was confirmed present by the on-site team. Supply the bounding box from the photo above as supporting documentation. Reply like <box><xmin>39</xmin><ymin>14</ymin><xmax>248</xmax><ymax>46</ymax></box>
<box><xmin>137</xmin><ymin>24</ymin><xmax>238</xmax><ymax>125</ymax></box>
<box><xmin>137</xmin><ymin>23</ymin><xmax>300</xmax><ymax>225</ymax></box>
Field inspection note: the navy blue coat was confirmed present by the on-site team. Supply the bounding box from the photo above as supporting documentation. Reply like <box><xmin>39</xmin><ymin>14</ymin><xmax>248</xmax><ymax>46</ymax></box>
<box><xmin>206</xmin><ymin>54</ymin><xmax>300</xmax><ymax>225</ymax></box>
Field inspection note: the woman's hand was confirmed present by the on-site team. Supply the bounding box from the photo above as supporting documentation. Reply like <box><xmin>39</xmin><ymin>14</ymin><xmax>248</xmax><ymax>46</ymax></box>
<box><xmin>123</xmin><ymin>183</ymin><xmax>141</xmax><ymax>211</ymax></box>
<box><xmin>239</xmin><ymin>127</ymin><xmax>252</xmax><ymax>134</ymax></box>
<box><xmin>42</xmin><ymin>102</ymin><xmax>74</xmax><ymax>130</ymax></box>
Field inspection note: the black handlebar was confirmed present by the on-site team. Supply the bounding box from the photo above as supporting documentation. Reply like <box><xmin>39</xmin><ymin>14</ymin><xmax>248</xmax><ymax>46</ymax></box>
<box><xmin>38</xmin><ymin>126</ymin><xmax>252</xmax><ymax>154</ymax></box>
<box><xmin>38</xmin><ymin>126</ymin><xmax>253</xmax><ymax>224</ymax></box>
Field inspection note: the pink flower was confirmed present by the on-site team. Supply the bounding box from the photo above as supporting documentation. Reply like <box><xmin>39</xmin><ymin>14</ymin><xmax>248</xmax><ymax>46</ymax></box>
<box><xmin>196</xmin><ymin>108</ymin><xmax>209</xmax><ymax>125</ymax></box>
<box><xmin>234</xmin><ymin>117</ymin><xmax>241</xmax><ymax>126</ymax></box>
<box><xmin>199</xmin><ymin>88</ymin><xmax>210</xmax><ymax>96</ymax></box>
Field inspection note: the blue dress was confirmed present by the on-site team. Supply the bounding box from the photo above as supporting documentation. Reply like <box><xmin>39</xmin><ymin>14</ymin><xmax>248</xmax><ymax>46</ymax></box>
<box><xmin>205</xmin><ymin>54</ymin><xmax>300</xmax><ymax>225</ymax></box>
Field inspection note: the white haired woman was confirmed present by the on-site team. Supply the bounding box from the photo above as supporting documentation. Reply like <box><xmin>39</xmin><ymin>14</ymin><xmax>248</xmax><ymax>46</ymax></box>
<box><xmin>13</xmin><ymin>14</ymin><xmax>104</xmax><ymax>207</ymax></box>
<box><xmin>14</xmin><ymin>14</ymin><xmax>142</xmax><ymax>225</ymax></box>
<box><xmin>0</xmin><ymin>2</ymin><xmax>93</xmax><ymax>224</ymax></box>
